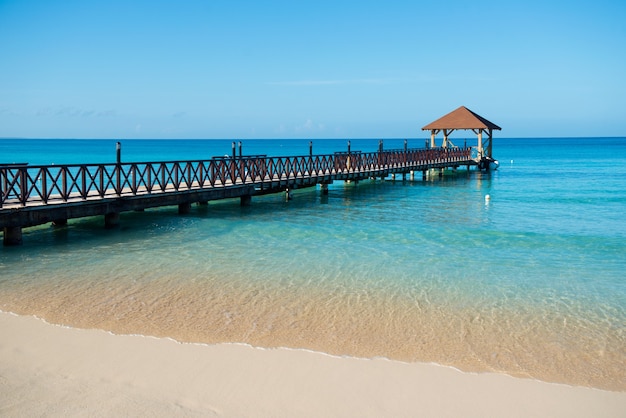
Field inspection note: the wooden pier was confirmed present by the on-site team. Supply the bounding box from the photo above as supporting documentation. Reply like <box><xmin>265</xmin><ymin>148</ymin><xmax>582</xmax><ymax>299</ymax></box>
<box><xmin>0</xmin><ymin>143</ymin><xmax>477</xmax><ymax>245</ymax></box>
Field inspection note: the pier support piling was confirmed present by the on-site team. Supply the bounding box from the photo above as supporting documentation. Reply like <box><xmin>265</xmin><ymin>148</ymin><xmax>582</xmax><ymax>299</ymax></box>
<box><xmin>178</xmin><ymin>202</ymin><xmax>191</xmax><ymax>214</ymax></box>
<box><xmin>52</xmin><ymin>219</ymin><xmax>68</xmax><ymax>227</ymax></box>
<box><xmin>3</xmin><ymin>226</ymin><xmax>23</xmax><ymax>246</ymax></box>
<box><xmin>240</xmin><ymin>195</ymin><xmax>252</xmax><ymax>206</ymax></box>
<box><xmin>320</xmin><ymin>183</ymin><xmax>329</xmax><ymax>195</ymax></box>
<box><xmin>104</xmin><ymin>212</ymin><xmax>120</xmax><ymax>229</ymax></box>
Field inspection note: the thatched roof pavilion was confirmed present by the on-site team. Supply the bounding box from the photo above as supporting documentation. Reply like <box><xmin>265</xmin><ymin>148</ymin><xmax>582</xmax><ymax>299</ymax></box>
<box><xmin>422</xmin><ymin>106</ymin><xmax>501</xmax><ymax>160</ymax></box>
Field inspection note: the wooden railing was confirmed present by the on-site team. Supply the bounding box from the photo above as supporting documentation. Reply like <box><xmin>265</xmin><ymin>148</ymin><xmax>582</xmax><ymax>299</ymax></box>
<box><xmin>1</xmin><ymin>147</ymin><xmax>472</xmax><ymax>209</ymax></box>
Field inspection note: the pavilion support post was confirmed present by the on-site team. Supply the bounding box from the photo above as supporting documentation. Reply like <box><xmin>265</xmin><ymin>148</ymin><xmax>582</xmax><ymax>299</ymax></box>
<box><xmin>477</xmin><ymin>131</ymin><xmax>483</xmax><ymax>159</ymax></box>
<box><xmin>3</xmin><ymin>226</ymin><xmax>23</xmax><ymax>246</ymax></box>
<box><xmin>430</xmin><ymin>130</ymin><xmax>436</xmax><ymax>148</ymax></box>
<box><xmin>487</xmin><ymin>129</ymin><xmax>493</xmax><ymax>159</ymax></box>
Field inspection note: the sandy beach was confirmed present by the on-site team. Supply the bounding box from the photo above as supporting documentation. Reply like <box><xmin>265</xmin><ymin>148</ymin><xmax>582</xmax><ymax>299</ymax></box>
<box><xmin>0</xmin><ymin>311</ymin><xmax>624</xmax><ymax>417</ymax></box>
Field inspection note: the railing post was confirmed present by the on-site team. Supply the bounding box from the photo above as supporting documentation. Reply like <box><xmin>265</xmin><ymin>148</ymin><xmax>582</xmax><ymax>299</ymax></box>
<box><xmin>238</xmin><ymin>143</ymin><xmax>244</xmax><ymax>182</ymax></box>
<box><xmin>81</xmin><ymin>166</ymin><xmax>87</xmax><ymax>199</ymax></box>
<box><xmin>19</xmin><ymin>167</ymin><xmax>27</xmax><ymax>206</ymax></box>
<box><xmin>231</xmin><ymin>142</ymin><xmax>237</xmax><ymax>183</ymax></box>
<box><xmin>146</xmin><ymin>164</ymin><xmax>153</xmax><ymax>192</ymax></box>
<box><xmin>404</xmin><ymin>139</ymin><xmax>408</xmax><ymax>166</ymax></box>
<box><xmin>174</xmin><ymin>163</ymin><xmax>179</xmax><ymax>190</ymax></box>
<box><xmin>132</xmin><ymin>164</ymin><xmax>137</xmax><ymax>193</ymax></box>
<box><xmin>262</xmin><ymin>157</ymin><xmax>268</xmax><ymax>181</ymax></box>
<box><xmin>116</xmin><ymin>164</ymin><xmax>121</xmax><ymax>195</ymax></box>
<box><xmin>41</xmin><ymin>169</ymin><xmax>48</xmax><ymax>203</ymax></box>
<box><xmin>198</xmin><ymin>162</ymin><xmax>204</xmax><ymax>188</ymax></box>
<box><xmin>116</xmin><ymin>142</ymin><xmax>122</xmax><ymax>164</ymax></box>
<box><xmin>347</xmin><ymin>141</ymin><xmax>352</xmax><ymax>172</ymax></box>
<box><xmin>116</xmin><ymin>142</ymin><xmax>122</xmax><ymax>196</ymax></box>
<box><xmin>209</xmin><ymin>160</ymin><xmax>216</xmax><ymax>186</ymax></box>
<box><xmin>161</xmin><ymin>163</ymin><xmax>166</xmax><ymax>191</ymax></box>
<box><xmin>308</xmin><ymin>141</ymin><xmax>313</xmax><ymax>175</ymax></box>
<box><xmin>239</xmin><ymin>148</ymin><xmax>246</xmax><ymax>183</ymax></box>
<box><xmin>61</xmin><ymin>167</ymin><xmax>68</xmax><ymax>201</ymax></box>
<box><xmin>0</xmin><ymin>166</ymin><xmax>4</xmax><ymax>208</ymax></box>
<box><xmin>99</xmin><ymin>166</ymin><xmax>104</xmax><ymax>197</ymax></box>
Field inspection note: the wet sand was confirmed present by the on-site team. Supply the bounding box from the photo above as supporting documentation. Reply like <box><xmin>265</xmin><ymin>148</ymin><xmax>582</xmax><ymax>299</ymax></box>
<box><xmin>1</xmin><ymin>276</ymin><xmax>623</xmax><ymax>391</ymax></box>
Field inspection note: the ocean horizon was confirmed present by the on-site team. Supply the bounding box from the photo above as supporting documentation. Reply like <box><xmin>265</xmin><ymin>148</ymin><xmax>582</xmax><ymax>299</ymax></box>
<box><xmin>1</xmin><ymin>137</ymin><xmax>625</xmax><ymax>391</ymax></box>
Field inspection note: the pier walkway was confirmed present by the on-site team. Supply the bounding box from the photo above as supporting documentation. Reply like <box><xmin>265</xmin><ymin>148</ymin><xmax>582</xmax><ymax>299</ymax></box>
<box><xmin>1</xmin><ymin>144</ymin><xmax>475</xmax><ymax>245</ymax></box>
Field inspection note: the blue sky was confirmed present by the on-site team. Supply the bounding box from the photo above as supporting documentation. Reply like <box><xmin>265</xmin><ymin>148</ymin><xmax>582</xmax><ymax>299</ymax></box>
<box><xmin>1</xmin><ymin>0</ymin><xmax>624</xmax><ymax>139</ymax></box>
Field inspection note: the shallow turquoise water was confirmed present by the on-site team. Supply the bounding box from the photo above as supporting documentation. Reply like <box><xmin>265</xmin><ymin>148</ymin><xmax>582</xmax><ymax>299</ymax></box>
<box><xmin>1</xmin><ymin>137</ymin><xmax>625</xmax><ymax>389</ymax></box>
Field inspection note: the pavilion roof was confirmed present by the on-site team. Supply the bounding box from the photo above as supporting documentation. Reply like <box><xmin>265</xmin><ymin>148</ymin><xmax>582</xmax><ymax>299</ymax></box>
<box><xmin>422</xmin><ymin>106</ymin><xmax>501</xmax><ymax>131</ymax></box>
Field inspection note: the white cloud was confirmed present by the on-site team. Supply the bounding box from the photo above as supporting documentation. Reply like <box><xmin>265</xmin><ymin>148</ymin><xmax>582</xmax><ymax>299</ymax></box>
<box><xmin>295</xmin><ymin>118</ymin><xmax>325</xmax><ymax>133</ymax></box>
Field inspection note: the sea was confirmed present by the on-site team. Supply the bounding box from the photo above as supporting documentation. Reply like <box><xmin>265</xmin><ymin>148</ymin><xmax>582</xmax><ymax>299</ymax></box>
<box><xmin>1</xmin><ymin>137</ymin><xmax>625</xmax><ymax>391</ymax></box>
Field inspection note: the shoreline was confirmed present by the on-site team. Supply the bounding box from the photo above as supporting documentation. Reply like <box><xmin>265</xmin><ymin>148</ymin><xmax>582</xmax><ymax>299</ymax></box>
<box><xmin>2</xmin><ymin>275</ymin><xmax>623</xmax><ymax>391</ymax></box>
<box><xmin>1</xmin><ymin>311</ymin><xmax>624</xmax><ymax>417</ymax></box>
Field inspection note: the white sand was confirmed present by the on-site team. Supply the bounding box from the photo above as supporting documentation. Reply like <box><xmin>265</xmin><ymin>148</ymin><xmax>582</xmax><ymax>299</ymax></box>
<box><xmin>0</xmin><ymin>311</ymin><xmax>624</xmax><ymax>418</ymax></box>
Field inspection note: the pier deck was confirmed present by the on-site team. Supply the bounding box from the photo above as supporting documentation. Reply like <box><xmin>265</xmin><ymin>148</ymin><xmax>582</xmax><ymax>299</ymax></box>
<box><xmin>1</xmin><ymin>146</ymin><xmax>476</xmax><ymax>245</ymax></box>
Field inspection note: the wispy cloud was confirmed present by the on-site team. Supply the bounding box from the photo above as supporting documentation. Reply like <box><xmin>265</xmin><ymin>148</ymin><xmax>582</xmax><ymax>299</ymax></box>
<box><xmin>95</xmin><ymin>110</ymin><xmax>116</xmax><ymax>117</ymax></box>
<box><xmin>35</xmin><ymin>106</ymin><xmax>116</xmax><ymax>118</ymax></box>
<box><xmin>266</xmin><ymin>78</ymin><xmax>399</xmax><ymax>86</ymax></box>
<box><xmin>267</xmin><ymin>74</ymin><xmax>497</xmax><ymax>86</ymax></box>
